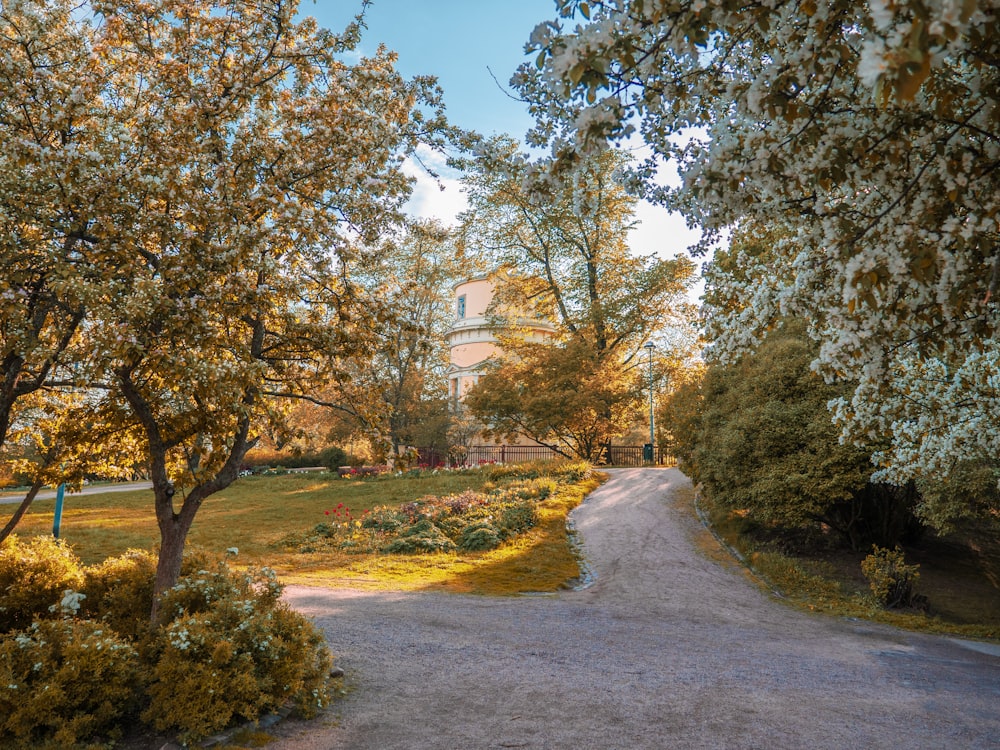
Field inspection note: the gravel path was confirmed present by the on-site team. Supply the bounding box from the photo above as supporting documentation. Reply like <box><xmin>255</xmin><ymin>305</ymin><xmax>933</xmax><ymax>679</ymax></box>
<box><xmin>269</xmin><ymin>468</ymin><xmax>1000</xmax><ymax>750</ymax></box>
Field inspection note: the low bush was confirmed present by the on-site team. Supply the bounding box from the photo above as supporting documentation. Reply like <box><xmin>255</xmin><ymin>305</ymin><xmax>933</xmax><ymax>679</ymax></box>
<box><xmin>381</xmin><ymin>519</ymin><xmax>458</xmax><ymax>554</ymax></box>
<box><xmin>0</xmin><ymin>618</ymin><xmax>141</xmax><ymax>748</ymax></box>
<box><xmin>80</xmin><ymin>549</ymin><xmax>157</xmax><ymax>643</ymax></box>
<box><xmin>459</xmin><ymin>521</ymin><xmax>503</xmax><ymax>551</ymax></box>
<box><xmin>0</xmin><ymin>535</ymin><xmax>83</xmax><ymax>634</ymax></box>
<box><xmin>144</xmin><ymin>565</ymin><xmax>331</xmax><ymax>743</ymax></box>
<box><xmin>483</xmin><ymin>460</ymin><xmax>592</xmax><ymax>484</ymax></box>
<box><xmin>861</xmin><ymin>546</ymin><xmax>923</xmax><ymax>609</ymax></box>
<box><xmin>0</xmin><ymin>538</ymin><xmax>334</xmax><ymax>748</ymax></box>
<box><xmin>242</xmin><ymin>445</ymin><xmax>358</xmax><ymax>471</ymax></box>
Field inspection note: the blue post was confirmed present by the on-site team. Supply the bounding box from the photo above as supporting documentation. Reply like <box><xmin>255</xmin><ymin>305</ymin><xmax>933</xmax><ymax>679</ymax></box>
<box><xmin>53</xmin><ymin>484</ymin><xmax>66</xmax><ymax>539</ymax></box>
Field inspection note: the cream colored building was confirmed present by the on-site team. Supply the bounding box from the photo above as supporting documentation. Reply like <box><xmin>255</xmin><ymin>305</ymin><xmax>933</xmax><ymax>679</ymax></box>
<box><xmin>445</xmin><ymin>277</ymin><xmax>556</xmax><ymax>409</ymax></box>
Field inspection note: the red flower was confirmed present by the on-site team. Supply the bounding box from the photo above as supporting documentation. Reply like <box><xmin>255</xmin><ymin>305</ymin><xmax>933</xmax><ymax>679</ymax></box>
<box><xmin>324</xmin><ymin>510</ymin><xmax>330</xmax><ymax>516</ymax></box>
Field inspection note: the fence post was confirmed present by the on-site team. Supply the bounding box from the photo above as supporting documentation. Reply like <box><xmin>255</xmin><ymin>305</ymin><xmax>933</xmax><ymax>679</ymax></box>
<box><xmin>52</xmin><ymin>483</ymin><xmax>66</xmax><ymax>539</ymax></box>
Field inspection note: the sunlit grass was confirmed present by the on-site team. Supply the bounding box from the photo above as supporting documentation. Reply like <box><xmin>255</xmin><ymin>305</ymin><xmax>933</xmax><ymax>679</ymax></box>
<box><xmin>684</xmin><ymin>486</ymin><xmax>999</xmax><ymax>641</ymax></box>
<box><xmin>2</xmin><ymin>468</ymin><xmax>604</xmax><ymax>596</ymax></box>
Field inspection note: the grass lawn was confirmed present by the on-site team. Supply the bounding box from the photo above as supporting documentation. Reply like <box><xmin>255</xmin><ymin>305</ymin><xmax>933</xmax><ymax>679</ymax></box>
<box><xmin>2</xmin><ymin>467</ymin><xmax>604</xmax><ymax>595</ymax></box>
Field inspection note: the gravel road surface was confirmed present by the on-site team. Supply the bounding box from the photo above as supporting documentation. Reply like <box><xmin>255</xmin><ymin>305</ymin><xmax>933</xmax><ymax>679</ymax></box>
<box><xmin>268</xmin><ymin>468</ymin><xmax>1000</xmax><ymax>750</ymax></box>
<box><xmin>0</xmin><ymin>481</ymin><xmax>153</xmax><ymax>504</ymax></box>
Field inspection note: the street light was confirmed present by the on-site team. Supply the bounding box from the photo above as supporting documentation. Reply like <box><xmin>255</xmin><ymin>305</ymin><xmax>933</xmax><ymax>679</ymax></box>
<box><xmin>643</xmin><ymin>341</ymin><xmax>655</xmax><ymax>463</ymax></box>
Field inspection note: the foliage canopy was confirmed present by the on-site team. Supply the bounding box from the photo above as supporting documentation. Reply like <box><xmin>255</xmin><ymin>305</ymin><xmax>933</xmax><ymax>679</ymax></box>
<box><xmin>459</xmin><ymin>138</ymin><xmax>696</xmax><ymax>458</ymax></box>
<box><xmin>668</xmin><ymin>323</ymin><xmax>919</xmax><ymax>549</ymax></box>
<box><xmin>518</xmin><ymin>0</ymin><xmax>1000</xmax><ymax>486</ymax></box>
<box><xmin>0</xmin><ymin>0</ymin><xmax>451</xmax><ymax>598</ymax></box>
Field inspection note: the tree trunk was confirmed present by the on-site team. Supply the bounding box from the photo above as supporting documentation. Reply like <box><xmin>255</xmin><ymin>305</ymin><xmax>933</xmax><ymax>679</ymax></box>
<box><xmin>149</xmin><ymin>469</ymin><xmax>190</xmax><ymax>622</ymax></box>
<box><xmin>0</xmin><ymin>479</ymin><xmax>44</xmax><ymax>545</ymax></box>
<box><xmin>151</xmin><ymin>507</ymin><xmax>191</xmax><ymax>622</ymax></box>
<box><xmin>148</xmin><ymin>469</ymin><xmax>243</xmax><ymax>621</ymax></box>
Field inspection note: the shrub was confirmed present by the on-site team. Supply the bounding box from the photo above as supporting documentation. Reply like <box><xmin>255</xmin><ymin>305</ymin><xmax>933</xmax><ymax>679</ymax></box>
<box><xmin>243</xmin><ymin>446</ymin><xmax>355</xmax><ymax>470</ymax></box>
<box><xmin>915</xmin><ymin>458</ymin><xmax>1000</xmax><ymax>533</ymax></box>
<box><xmin>496</xmin><ymin>500</ymin><xmax>538</xmax><ymax>537</ymax></box>
<box><xmin>546</xmin><ymin>460</ymin><xmax>593</xmax><ymax>483</ymax></box>
<box><xmin>0</xmin><ymin>618</ymin><xmax>141</xmax><ymax>748</ymax></box>
<box><xmin>0</xmin><ymin>535</ymin><xmax>84</xmax><ymax>634</ymax></box>
<box><xmin>320</xmin><ymin>445</ymin><xmax>349</xmax><ymax>471</ymax></box>
<box><xmin>0</xmin><ymin>546</ymin><xmax>334</xmax><ymax>747</ymax></box>
<box><xmin>861</xmin><ymin>546</ymin><xmax>922</xmax><ymax>609</ymax></box>
<box><xmin>143</xmin><ymin>563</ymin><xmax>332</xmax><ymax>743</ymax></box>
<box><xmin>514</xmin><ymin>478</ymin><xmax>557</xmax><ymax>501</ymax></box>
<box><xmin>485</xmin><ymin>463</ymin><xmax>541</xmax><ymax>482</ymax></box>
<box><xmin>459</xmin><ymin>521</ymin><xmax>503</xmax><ymax>551</ymax></box>
<box><xmin>360</xmin><ymin>506</ymin><xmax>407</xmax><ymax>533</ymax></box>
<box><xmin>674</xmin><ymin>322</ymin><xmax>922</xmax><ymax>549</ymax></box>
<box><xmin>381</xmin><ymin>519</ymin><xmax>457</xmax><ymax>554</ymax></box>
<box><xmin>155</xmin><ymin>559</ymin><xmax>283</xmax><ymax>626</ymax></box>
<box><xmin>80</xmin><ymin>549</ymin><xmax>157</xmax><ymax>643</ymax></box>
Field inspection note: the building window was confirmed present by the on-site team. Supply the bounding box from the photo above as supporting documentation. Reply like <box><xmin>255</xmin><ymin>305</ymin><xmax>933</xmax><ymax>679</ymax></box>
<box><xmin>457</xmin><ymin>295</ymin><xmax>466</xmax><ymax>319</ymax></box>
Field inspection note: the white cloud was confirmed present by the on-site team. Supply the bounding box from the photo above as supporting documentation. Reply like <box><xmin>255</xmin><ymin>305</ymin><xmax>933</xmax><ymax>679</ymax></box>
<box><xmin>401</xmin><ymin>145</ymin><xmax>468</xmax><ymax>225</ymax></box>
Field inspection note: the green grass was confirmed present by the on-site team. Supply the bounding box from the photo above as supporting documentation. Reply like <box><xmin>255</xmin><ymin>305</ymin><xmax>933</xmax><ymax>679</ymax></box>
<box><xmin>2</xmin><ymin>467</ymin><xmax>603</xmax><ymax>595</ymax></box>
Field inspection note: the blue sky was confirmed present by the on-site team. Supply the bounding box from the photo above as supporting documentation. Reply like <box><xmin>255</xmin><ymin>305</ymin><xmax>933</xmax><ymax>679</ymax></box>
<box><xmin>305</xmin><ymin>0</ymin><xmax>549</xmax><ymax>138</ymax></box>
<box><xmin>302</xmin><ymin>1</ymin><xmax>701</xmax><ymax>267</ymax></box>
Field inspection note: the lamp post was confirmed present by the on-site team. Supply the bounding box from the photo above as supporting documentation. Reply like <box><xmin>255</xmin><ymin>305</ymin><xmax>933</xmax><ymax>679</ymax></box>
<box><xmin>643</xmin><ymin>341</ymin><xmax>655</xmax><ymax>463</ymax></box>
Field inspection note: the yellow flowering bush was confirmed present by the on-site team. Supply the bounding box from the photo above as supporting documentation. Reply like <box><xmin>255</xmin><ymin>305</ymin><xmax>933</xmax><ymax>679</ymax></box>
<box><xmin>861</xmin><ymin>546</ymin><xmax>923</xmax><ymax>609</ymax></box>
<box><xmin>0</xmin><ymin>544</ymin><xmax>333</xmax><ymax>747</ymax></box>
<box><xmin>0</xmin><ymin>619</ymin><xmax>141</xmax><ymax>748</ymax></box>
<box><xmin>0</xmin><ymin>535</ymin><xmax>83</xmax><ymax>633</ymax></box>
<box><xmin>144</xmin><ymin>563</ymin><xmax>332</xmax><ymax>742</ymax></box>
<box><xmin>80</xmin><ymin>549</ymin><xmax>157</xmax><ymax>643</ymax></box>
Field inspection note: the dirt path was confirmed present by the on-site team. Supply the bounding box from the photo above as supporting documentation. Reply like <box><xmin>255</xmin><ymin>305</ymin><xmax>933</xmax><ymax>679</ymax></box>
<box><xmin>270</xmin><ymin>468</ymin><xmax>1000</xmax><ymax>750</ymax></box>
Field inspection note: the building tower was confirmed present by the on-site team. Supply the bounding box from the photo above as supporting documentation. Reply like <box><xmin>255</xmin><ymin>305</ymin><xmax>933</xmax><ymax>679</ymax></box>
<box><xmin>445</xmin><ymin>277</ymin><xmax>555</xmax><ymax>409</ymax></box>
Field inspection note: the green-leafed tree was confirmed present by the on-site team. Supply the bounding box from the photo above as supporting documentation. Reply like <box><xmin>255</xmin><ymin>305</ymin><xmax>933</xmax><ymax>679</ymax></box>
<box><xmin>914</xmin><ymin>461</ymin><xmax>1000</xmax><ymax>535</ymax></box>
<box><xmin>670</xmin><ymin>321</ymin><xmax>920</xmax><ymax>550</ymax></box>
<box><xmin>294</xmin><ymin>220</ymin><xmax>465</xmax><ymax>460</ymax></box>
<box><xmin>465</xmin><ymin>337</ymin><xmax>641</xmax><ymax>460</ymax></box>
<box><xmin>358</xmin><ymin>221</ymin><xmax>464</xmax><ymax>458</ymax></box>
<box><xmin>458</xmin><ymin>137</ymin><xmax>696</xmax><ymax>459</ymax></box>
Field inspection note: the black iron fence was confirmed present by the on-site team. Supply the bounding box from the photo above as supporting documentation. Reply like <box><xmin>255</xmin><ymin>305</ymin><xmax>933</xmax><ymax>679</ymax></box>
<box><xmin>605</xmin><ymin>445</ymin><xmax>675</xmax><ymax>467</ymax></box>
<box><xmin>417</xmin><ymin>445</ymin><xmax>675</xmax><ymax>468</ymax></box>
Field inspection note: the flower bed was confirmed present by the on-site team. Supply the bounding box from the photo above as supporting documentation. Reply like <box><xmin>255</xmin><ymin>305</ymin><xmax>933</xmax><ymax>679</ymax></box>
<box><xmin>277</xmin><ymin>465</ymin><xmax>586</xmax><ymax>556</ymax></box>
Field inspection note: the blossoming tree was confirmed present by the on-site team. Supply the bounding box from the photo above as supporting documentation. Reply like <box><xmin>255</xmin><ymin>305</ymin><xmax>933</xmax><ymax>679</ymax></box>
<box><xmin>1</xmin><ymin>0</ymin><xmax>451</xmax><ymax>603</ymax></box>
<box><xmin>0</xmin><ymin>0</ymin><xmax>148</xmax><ymax>538</ymax></box>
<box><xmin>519</xmin><ymin>0</ymin><xmax>1000</xmax><ymax>508</ymax></box>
